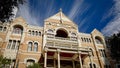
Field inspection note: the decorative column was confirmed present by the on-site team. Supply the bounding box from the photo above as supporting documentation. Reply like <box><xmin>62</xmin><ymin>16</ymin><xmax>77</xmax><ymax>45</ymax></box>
<box><xmin>72</xmin><ymin>60</ymin><xmax>75</xmax><ymax>68</ymax></box>
<box><xmin>57</xmin><ymin>50</ymin><xmax>60</xmax><ymax>68</ymax></box>
<box><xmin>88</xmin><ymin>51</ymin><xmax>93</xmax><ymax>68</ymax></box>
<box><xmin>54</xmin><ymin>58</ymin><xmax>56</xmax><ymax>68</ymax></box>
<box><xmin>78</xmin><ymin>53</ymin><xmax>83</xmax><ymax>68</ymax></box>
<box><xmin>44</xmin><ymin>51</ymin><xmax>47</xmax><ymax>68</ymax></box>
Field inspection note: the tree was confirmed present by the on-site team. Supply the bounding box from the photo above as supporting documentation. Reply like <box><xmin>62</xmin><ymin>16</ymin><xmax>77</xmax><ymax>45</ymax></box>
<box><xmin>0</xmin><ymin>55</ymin><xmax>11</xmax><ymax>68</ymax></box>
<box><xmin>27</xmin><ymin>63</ymin><xmax>42</xmax><ymax>68</ymax></box>
<box><xmin>0</xmin><ymin>0</ymin><xmax>25</xmax><ymax>22</ymax></box>
<box><xmin>106</xmin><ymin>32</ymin><xmax>120</xmax><ymax>62</ymax></box>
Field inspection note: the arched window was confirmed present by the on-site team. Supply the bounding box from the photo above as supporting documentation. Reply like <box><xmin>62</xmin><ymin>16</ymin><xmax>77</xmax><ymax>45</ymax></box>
<box><xmin>11</xmin><ymin>40</ymin><xmax>16</xmax><ymax>49</ymax></box>
<box><xmin>48</xmin><ymin>29</ymin><xmax>53</xmax><ymax>33</ymax></box>
<box><xmin>81</xmin><ymin>38</ymin><xmax>84</xmax><ymax>41</ymax></box>
<box><xmin>39</xmin><ymin>32</ymin><xmax>41</xmax><ymax>36</ymax></box>
<box><xmin>16</xmin><ymin>41</ymin><xmax>20</xmax><ymax>50</ymax></box>
<box><xmin>3</xmin><ymin>27</ymin><xmax>6</xmax><ymax>31</ymax></box>
<box><xmin>28</xmin><ymin>42</ymin><xmax>32</xmax><ymax>51</ymax></box>
<box><xmin>7</xmin><ymin>40</ymin><xmax>12</xmax><ymax>49</ymax></box>
<box><xmin>34</xmin><ymin>42</ymin><xmax>38</xmax><ymax>52</ymax></box>
<box><xmin>56</xmin><ymin>29</ymin><xmax>68</xmax><ymax>38</ymax></box>
<box><xmin>93</xmin><ymin>64</ymin><xmax>96</xmax><ymax>68</ymax></box>
<box><xmin>95</xmin><ymin>36</ymin><xmax>103</xmax><ymax>44</ymax></box>
<box><xmin>89</xmin><ymin>63</ymin><xmax>96</xmax><ymax>68</ymax></box>
<box><xmin>90</xmin><ymin>48</ymin><xmax>94</xmax><ymax>56</ymax></box>
<box><xmin>71</xmin><ymin>33</ymin><xmax>76</xmax><ymax>36</ymax></box>
<box><xmin>26</xmin><ymin>59</ymin><xmax>35</xmax><ymax>67</ymax></box>
<box><xmin>89</xmin><ymin>63</ymin><xmax>92</xmax><ymax>68</ymax></box>
<box><xmin>28</xmin><ymin>30</ymin><xmax>31</xmax><ymax>35</ymax></box>
<box><xmin>13</xmin><ymin>25</ymin><xmax>23</xmax><ymax>34</ymax></box>
<box><xmin>84</xmin><ymin>38</ymin><xmax>86</xmax><ymax>42</ymax></box>
<box><xmin>89</xmin><ymin>38</ymin><xmax>91</xmax><ymax>42</ymax></box>
<box><xmin>36</xmin><ymin>31</ymin><xmax>38</xmax><ymax>36</ymax></box>
<box><xmin>0</xmin><ymin>26</ymin><xmax>3</xmax><ymax>31</ymax></box>
<box><xmin>32</xmin><ymin>31</ymin><xmax>34</xmax><ymax>36</ymax></box>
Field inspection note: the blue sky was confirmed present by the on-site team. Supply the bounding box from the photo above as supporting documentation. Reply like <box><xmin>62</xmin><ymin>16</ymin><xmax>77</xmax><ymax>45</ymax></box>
<box><xmin>17</xmin><ymin>0</ymin><xmax>120</xmax><ymax>36</ymax></box>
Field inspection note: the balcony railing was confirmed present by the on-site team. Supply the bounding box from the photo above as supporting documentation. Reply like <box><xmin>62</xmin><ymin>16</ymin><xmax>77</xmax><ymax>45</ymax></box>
<box><xmin>45</xmin><ymin>42</ymin><xmax>89</xmax><ymax>51</ymax></box>
<box><xmin>47</xmin><ymin>35</ymin><xmax>78</xmax><ymax>42</ymax></box>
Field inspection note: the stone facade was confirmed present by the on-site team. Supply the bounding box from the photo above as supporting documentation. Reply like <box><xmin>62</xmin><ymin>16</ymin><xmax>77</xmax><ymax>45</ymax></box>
<box><xmin>0</xmin><ymin>10</ymin><xmax>114</xmax><ymax>68</ymax></box>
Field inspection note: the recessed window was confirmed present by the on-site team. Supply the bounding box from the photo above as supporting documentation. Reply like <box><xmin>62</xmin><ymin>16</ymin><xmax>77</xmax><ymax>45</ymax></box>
<box><xmin>56</xmin><ymin>29</ymin><xmax>68</xmax><ymax>38</ymax></box>
<box><xmin>28</xmin><ymin>42</ymin><xmax>32</xmax><ymax>51</ymax></box>
<box><xmin>13</xmin><ymin>25</ymin><xmax>23</xmax><ymax>34</ymax></box>
<box><xmin>34</xmin><ymin>42</ymin><xmax>38</xmax><ymax>52</ymax></box>
<box><xmin>95</xmin><ymin>37</ymin><xmax>103</xmax><ymax>44</ymax></box>
<box><xmin>26</xmin><ymin>59</ymin><xmax>35</xmax><ymax>67</ymax></box>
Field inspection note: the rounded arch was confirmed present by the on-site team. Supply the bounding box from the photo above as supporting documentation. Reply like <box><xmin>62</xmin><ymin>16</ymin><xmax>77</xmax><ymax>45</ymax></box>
<box><xmin>12</xmin><ymin>24</ymin><xmax>23</xmax><ymax>34</ymax></box>
<box><xmin>95</xmin><ymin>36</ymin><xmax>103</xmax><ymax>44</ymax></box>
<box><xmin>55</xmin><ymin>28</ymin><xmax>68</xmax><ymax>38</ymax></box>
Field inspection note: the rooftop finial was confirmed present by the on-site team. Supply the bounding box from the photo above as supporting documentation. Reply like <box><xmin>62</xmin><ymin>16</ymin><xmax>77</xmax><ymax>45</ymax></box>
<box><xmin>59</xmin><ymin>8</ymin><xmax>62</xmax><ymax>12</ymax></box>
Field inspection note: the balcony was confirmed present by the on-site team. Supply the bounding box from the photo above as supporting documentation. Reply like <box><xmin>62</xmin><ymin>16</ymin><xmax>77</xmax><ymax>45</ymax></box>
<box><xmin>46</xmin><ymin>35</ymin><xmax>78</xmax><ymax>42</ymax></box>
<box><xmin>45</xmin><ymin>42</ymin><xmax>89</xmax><ymax>52</ymax></box>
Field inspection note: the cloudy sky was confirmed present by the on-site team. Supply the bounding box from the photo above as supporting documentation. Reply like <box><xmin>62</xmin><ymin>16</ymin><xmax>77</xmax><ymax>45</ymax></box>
<box><xmin>17</xmin><ymin>0</ymin><xmax>120</xmax><ymax>36</ymax></box>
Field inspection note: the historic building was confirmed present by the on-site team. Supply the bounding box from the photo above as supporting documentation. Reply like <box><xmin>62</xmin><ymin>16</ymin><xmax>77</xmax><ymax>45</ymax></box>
<box><xmin>0</xmin><ymin>10</ymin><xmax>114</xmax><ymax>68</ymax></box>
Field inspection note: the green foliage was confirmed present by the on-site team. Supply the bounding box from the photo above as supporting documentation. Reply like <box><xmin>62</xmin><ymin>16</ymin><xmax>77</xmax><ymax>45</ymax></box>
<box><xmin>0</xmin><ymin>55</ymin><xmax>11</xmax><ymax>67</ymax></box>
<box><xmin>106</xmin><ymin>32</ymin><xmax>120</xmax><ymax>61</ymax></box>
<box><xmin>0</xmin><ymin>0</ymin><xmax>25</xmax><ymax>22</ymax></box>
<box><xmin>27</xmin><ymin>63</ymin><xmax>42</xmax><ymax>68</ymax></box>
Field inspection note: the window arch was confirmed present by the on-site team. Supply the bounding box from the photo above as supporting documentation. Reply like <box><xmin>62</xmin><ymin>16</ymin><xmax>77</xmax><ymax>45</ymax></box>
<box><xmin>26</xmin><ymin>59</ymin><xmax>35</xmax><ymax>66</ymax></box>
<box><xmin>39</xmin><ymin>31</ymin><xmax>41</xmax><ymax>36</ymax></box>
<box><xmin>36</xmin><ymin>31</ymin><xmax>38</xmax><ymax>36</ymax></box>
<box><xmin>90</xmin><ymin>48</ymin><xmax>94</xmax><ymax>56</ymax></box>
<box><xmin>55</xmin><ymin>28</ymin><xmax>68</xmax><ymax>38</ymax></box>
<box><xmin>13</xmin><ymin>25</ymin><xmax>23</xmax><ymax>34</ymax></box>
<box><xmin>34</xmin><ymin>42</ymin><xmax>38</xmax><ymax>52</ymax></box>
<box><xmin>89</xmin><ymin>63</ymin><xmax>96</xmax><ymax>68</ymax></box>
<box><xmin>28</xmin><ymin>42</ymin><xmax>32</xmax><ymax>51</ymax></box>
<box><xmin>32</xmin><ymin>31</ymin><xmax>34</xmax><ymax>36</ymax></box>
<box><xmin>95</xmin><ymin>36</ymin><xmax>103</xmax><ymax>44</ymax></box>
<box><xmin>48</xmin><ymin>29</ymin><xmax>53</xmax><ymax>33</ymax></box>
<box><xmin>28</xmin><ymin>30</ymin><xmax>31</xmax><ymax>35</ymax></box>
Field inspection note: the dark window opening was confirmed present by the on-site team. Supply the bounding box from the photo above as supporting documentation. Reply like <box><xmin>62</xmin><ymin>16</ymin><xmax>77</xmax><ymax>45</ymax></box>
<box><xmin>56</xmin><ymin>29</ymin><xmax>68</xmax><ymax>38</ymax></box>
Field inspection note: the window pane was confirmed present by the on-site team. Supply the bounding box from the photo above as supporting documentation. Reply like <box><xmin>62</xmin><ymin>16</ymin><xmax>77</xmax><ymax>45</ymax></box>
<box><xmin>34</xmin><ymin>43</ymin><xmax>38</xmax><ymax>52</ymax></box>
<box><xmin>7</xmin><ymin>40</ymin><xmax>12</xmax><ymax>49</ymax></box>
<box><xmin>11</xmin><ymin>41</ymin><xmax>16</xmax><ymax>49</ymax></box>
<box><xmin>28</xmin><ymin>42</ymin><xmax>32</xmax><ymax>51</ymax></box>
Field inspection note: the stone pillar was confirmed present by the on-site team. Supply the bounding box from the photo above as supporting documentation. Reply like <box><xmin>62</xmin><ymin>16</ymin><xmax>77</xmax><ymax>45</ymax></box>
<box><xmin>72</xmin><ymin>60</ymin><xmax>75</xmax><ymax>68</ymax></box>
<box><xmin>57</xmin><ymin>52</ymin><xmax>60</xmax><ymax>68</ymax></box>
<box><xmin>44</xmin><ymin>51</ymin><xmax>47</xmax><ymax>68</ymax></box>
<box><xmin>78</xmin><ymin>53</ymin><xmax>83</xmax><ymax>68</ymax></box>
<box><xmin>54</xmin><ymin>59</ymin><xmax>56</xmax><ymax>68</ymax></box>
<box><xmin>89</xmin><ymin>52</ymin><xmax>93</xmax><ymax>68</ymax></box>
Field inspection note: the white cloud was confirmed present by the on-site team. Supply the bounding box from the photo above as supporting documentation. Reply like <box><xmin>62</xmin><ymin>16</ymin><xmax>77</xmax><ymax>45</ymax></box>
<box><xmin>101</xmin><ymin>0</ymin><xmax>120</xmax><ymax>36</ymax></box>
<box><xmin>16</xmin><ymin>0</ymin><xmax>39</xmax><ymax>26</ymax></box>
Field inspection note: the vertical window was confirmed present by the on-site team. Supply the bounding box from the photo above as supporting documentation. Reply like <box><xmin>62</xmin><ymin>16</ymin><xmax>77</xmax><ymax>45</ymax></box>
<box><xmin>0</xmin><ymin>26</ymin><xmax>3</xmax><ymax>31</ymax></box>
<box><xmin>32</xmin><ymin>31</ymin><xmax>34</xmax><ymax>36</ymax></box>
<box><xmin>28</xmin><ymin>30</ymin><xmax>31</xmax><ymax>35</ymax></box>
<box><xmin>89</xmin><ymin>38</ymin><xmax>91</xmax><ymax>42</ymax></box>
<box><xmin>81</xmin><ymin>37</ymin><xmax>83</xmax><ymax>41</ymax></box>
<box><xmin>93</xmin><ymin>64</ymin><xmax>96</xmax><ymax>68</ymax></box>
<box><xmin>39</xmin><ymin>32</ymin><xmax>41</xmax><ymax>36</ymax></box>
<box><xmin>36</xmin><ymin>31</ymin><xmax>38</xmax><ymax>36</ymax></box>
<box><xmin>7</xmin><ymin>40</ymin><xmax>12</xmax><ymax>49</ymax></box>
<box><xmin>28</xmin><ymin>42</ymin><xmax>32</xmax><ymax>51</ymax></box>
<box><xmin>3</xmin><ymin>27</ymin><xmax>6</xmax><ymax>31</ymax></box>
<box><xmin>11</xmin><ymin>40</ymin><xmax>16</xmax><ymax>49</ymax></box>
<box><xmin>34</xmin><ymin>42</ymin><xmax>38</xmax><ymax>52</ymax></box>
<box><xmin>89</xmin><ymin>63</ymin><xmax>92</xmax><ymax>68</ymax></box>
<box><xmin>16</xmin><ymin>41</ymin><xmax>20</xmax><ymax>50</ymax></box>
<box><xmin>84</xmin><ymin>38</ymin><xmax>86</xmax><ymax>42</ymax></box>
<box><xmin>90</xmin><ymin>48</ymin><xmax>94</xmax><ymax>56</ymax></box>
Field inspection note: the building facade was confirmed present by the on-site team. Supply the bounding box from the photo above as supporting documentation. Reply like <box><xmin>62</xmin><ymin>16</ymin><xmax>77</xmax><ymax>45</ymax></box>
<box><xmin>0</xmin><ymin>10</ymin><xmax>114</xmax><ymax>68</ymax></box>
